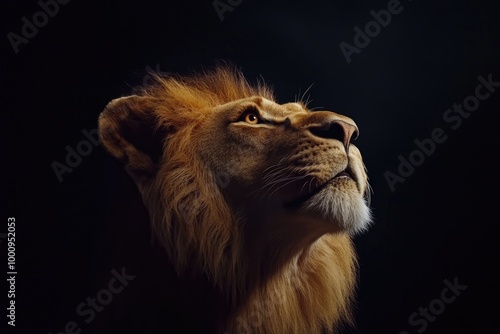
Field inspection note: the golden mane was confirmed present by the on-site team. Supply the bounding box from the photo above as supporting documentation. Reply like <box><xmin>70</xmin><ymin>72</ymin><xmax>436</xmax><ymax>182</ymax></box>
<box><xmin>140</xmin><ymin>66</ymin><xmax>274</xmax><ymax>112</ymax></box>
<box><xmin>99</xmin><ymin>66</ymin><xmax>363</xmax><ymax>333</ymax></box>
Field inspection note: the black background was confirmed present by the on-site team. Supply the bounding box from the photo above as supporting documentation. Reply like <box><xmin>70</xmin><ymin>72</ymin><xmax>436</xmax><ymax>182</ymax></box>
<box><xmin>2</xmin><ymin>0</ymin><xmax>500</xmax><ymax>333</ymax></box>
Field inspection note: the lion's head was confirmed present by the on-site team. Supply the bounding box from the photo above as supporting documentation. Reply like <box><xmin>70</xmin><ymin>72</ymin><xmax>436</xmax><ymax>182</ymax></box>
<box><xmin>98</xmin><ymin>66</ymin><xmax>372</xmax><ymax>333</ymax></box>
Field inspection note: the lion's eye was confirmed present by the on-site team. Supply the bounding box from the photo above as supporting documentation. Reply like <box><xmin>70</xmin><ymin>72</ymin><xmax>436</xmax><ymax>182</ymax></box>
<box><xmin>243</xmin><ymin>112</ymin><xmax>260</xmax><ymax>124</ymax></box>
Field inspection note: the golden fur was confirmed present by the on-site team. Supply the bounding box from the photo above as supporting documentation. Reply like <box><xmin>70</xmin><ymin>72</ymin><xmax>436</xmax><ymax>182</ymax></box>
<box><xmin>98</xmin><ymin>66</ymin><xmax>372</xmax><ymax>333</ymax></box>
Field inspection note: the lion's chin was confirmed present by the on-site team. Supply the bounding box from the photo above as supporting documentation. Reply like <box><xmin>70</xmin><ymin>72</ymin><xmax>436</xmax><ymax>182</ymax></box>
<box><xmin>296</xmin><ymin>180</ymin><xmax>372</xmax><ymax>235</ymax></box>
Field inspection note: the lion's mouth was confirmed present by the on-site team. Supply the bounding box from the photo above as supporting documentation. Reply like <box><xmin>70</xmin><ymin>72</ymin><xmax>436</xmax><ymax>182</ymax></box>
<box><xmin>283</xmin><ymin>168</ymin><xmax>355</xmax><ymax>209</ymax></box>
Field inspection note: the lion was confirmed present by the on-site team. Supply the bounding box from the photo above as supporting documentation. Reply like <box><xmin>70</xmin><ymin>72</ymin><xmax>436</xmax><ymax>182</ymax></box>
<box><xmin>97</xmin><ymin>65</ymin><xmax>372</xmax><ymax>333</ymax></box>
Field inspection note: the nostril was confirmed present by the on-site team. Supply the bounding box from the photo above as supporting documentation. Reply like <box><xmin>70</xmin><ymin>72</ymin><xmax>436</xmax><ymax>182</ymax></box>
<box><xmin>310</xmin><ymin>122</ymin><xmax>346</xmax><ymax>142</ymax></box>
<box><xmin>309</xmin><ymin>120</ymin><xmax>358</xmax><ymax>152</ymax></box>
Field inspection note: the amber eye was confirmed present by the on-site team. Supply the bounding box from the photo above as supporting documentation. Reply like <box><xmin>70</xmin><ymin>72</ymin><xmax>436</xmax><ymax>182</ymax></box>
<box><xmin>244</xmin><ymin>112</ymin><xmax>260</xmax><ymax>124</ymax></box>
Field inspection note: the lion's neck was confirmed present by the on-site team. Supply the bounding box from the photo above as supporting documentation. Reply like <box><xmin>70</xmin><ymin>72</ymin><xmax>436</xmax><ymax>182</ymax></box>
<box><xmin>224</xmin><ymin>233</ymin><xmax>356</xmax><ymax>334</ymax></box>
<box><xmin>238</xmin><ymin>209</ymin><xmax>342</xmax><ymax>290</ymax></box>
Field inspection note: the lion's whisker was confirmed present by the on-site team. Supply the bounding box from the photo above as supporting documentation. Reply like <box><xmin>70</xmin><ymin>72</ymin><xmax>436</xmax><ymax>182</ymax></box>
<box><xmin>256</xmin><ymin>175</ymin><xmax>294</xmax><ymax>197</ymax></box>
<box><xmin>253</xmin><ymin>173</ymin><xmax>300</xmax><ymax>197</ymax></box>
<box><xmin>266</xmin><ymin>175</ymin><xmax>309</xmax><ymax>199</ymax></box>
<box><xmin>300</xmin><ymin>179</ymin><xmax>310</xmax><ymax>193</ymax></box>
<box><xmin>258</xmin><ymin>175</ymin><xmax>307</xmax><ymax>200</ymax></box>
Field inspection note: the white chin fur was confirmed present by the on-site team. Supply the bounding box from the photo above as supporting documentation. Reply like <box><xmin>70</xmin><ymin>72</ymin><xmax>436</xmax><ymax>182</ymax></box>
<box><xmin>300</xmin><ymin>184</ymin><xmax>372</xmax><ymax>235</ymax></box>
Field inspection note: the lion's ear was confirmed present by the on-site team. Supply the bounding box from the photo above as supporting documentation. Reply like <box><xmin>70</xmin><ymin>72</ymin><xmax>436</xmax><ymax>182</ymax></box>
<box><xmin>98</xmin><ymin>95</ymin><xmax>166</xmax><ymax>176</ymax></box>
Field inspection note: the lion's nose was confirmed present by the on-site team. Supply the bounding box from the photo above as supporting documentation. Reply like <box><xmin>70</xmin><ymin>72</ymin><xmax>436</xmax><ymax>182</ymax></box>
<box><xmin>309</xmin><ymin>119</ymin><xmax>359</xmax><ymax>152</ymax></box>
